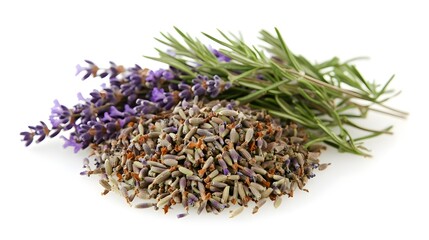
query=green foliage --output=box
[148,27,407,156]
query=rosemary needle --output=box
[148,27,407,156]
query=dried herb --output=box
[20,28,407,217]
[148,28,407,156]
[82,98,326,217]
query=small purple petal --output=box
[177,213,188,218]
[75,64,85,76]
[150,87,166,102]
[163,71,174,80]
[77,92,86,102]
[61,136,82,153]
[109,106,124,117]
[82,72,91,80]
[84,60,94,65]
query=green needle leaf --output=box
[147,27,407,156]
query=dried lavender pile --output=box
[21,28,405,218]
[86,98,326,217]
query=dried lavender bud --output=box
[229,206,245,218]
[86,98,325,215]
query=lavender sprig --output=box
[21,61,230,151]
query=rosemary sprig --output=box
[147,27,407,156]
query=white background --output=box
[1,0,428,239]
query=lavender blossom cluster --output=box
[21,57,231,151]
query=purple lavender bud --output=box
[118,116,134,128]
[129,74,141,84]
[60,136,82,153]
[179,89,192,100]
[49,128,61,138]
[224,82,232,90]
[84,60,95,65]
[146,69,173,86]
[163,70,174,80]
[145,70,156,82]
[105,122,117,134]
[210,48,231,62]
[109,106,124,117]
[218,158,230,175]
[187,193,198,205]
[191,84,206,96]
[20,132,34,147]
[229,148,240,162]
[179,177,187,192]
[163,95,175,110]
[219,122,226,135]
[135,99,159,114]
[162,126,177,133]
[192,75,208,84]
[99,72,109,78]
[178,82,191,90]
[49,100,70,127]
[209,198,225,211]
[82,72,91,80]
[150,87,166,102]
[124,105,136,115]
[177,213,188,219]
[292,158,300,170]
[239,167,256,178]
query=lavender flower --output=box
[135,99,159,114]
[150,87,166,102]
[20,131,34,147]
[178,82,192,100]
[191,75,231,98]
[49,100,71,128]
[22,61,232,152]
[192,75,209,96]
[145,69,174,87]
[61,135,82,153]
[210,47,231,62]
[207,75,231,98]
[75,60,100,80]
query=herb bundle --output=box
[150,28,407,156]
[21,28,405,217]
